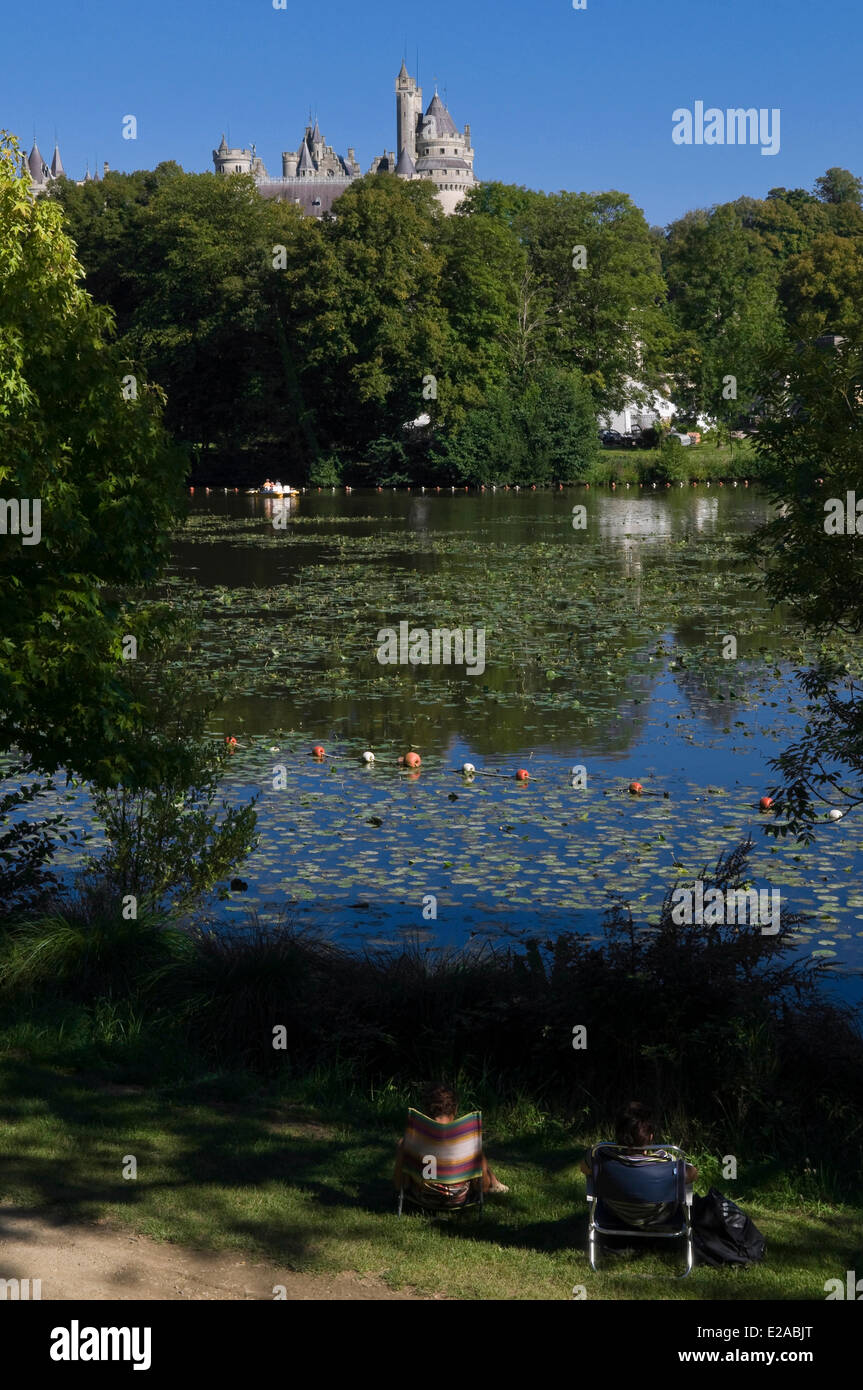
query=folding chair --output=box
[586,1142,693,1277]
[397,1108,484,1218]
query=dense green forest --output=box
[46,162,863,484]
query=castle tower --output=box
[27,141,50,188]
[212,133,256,175]
[396,60,423,164]
[413,88,477,214]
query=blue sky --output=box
[6,0,861,226]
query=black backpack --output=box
[691,1188,766,1267]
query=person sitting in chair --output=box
[394,1083,509,1208]
[580,1100,697,1228]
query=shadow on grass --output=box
[1,1058,861,1301]
[0,1059,399,1269]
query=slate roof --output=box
[423,92,458,137]
[296,141,314,172]
[256,180,350,216]
[28,142,48,182]
[50,144,65,178]
[395,146,416,176]
[415,155,470,172]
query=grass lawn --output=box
[0,1056,859,1301]
[586,441,757,484]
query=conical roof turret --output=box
[50,144,65,178]
[395,145,415,176]
[27,142,48,183]
[424,91,458,137]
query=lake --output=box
[33,483,863,993]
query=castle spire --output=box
[395,146,415,177]
[27,141,49,184]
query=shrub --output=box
[308,452,343,487]
[0,886,186,1001]
[0,776,68,920]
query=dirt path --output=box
[0,1204,427,1300]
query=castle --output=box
[213,61,477,216]
[23,139,110,195]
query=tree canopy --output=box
[0,133,187,786]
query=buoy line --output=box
[225,739,782,803]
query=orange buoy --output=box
[629,781,643,795]
[226,736,238,749]
[759,796,773,811]
[312,744,325,758]
[515,768,529,782]
[404,751,421,769]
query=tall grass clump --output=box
[0,882,187,1002]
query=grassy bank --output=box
[1,840,860,1298]
[586,441,758,486]
[0,1038,859,1301]
[1,842,861,1188]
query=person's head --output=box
[422,1083,458,1121]
[615,1101,655,1148]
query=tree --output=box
[814,167,863,206]
[750,336,863,836]
[437,212,526,415]
[0,132,188,786]
[434,366,597,485]
[295,175,450,453]
[780,233,863,339]
[47,162,184,335]
[128,171,311,460]
[664,204,787,422]
[516,190,670,412]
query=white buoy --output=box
[828,808,843,821]
[362,751,375,764]
[462,762,476,775]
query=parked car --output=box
[666,430,692,447]
[600,429,623,446]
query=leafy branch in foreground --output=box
[747,336,863,835]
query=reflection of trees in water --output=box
[182,490,789,756]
